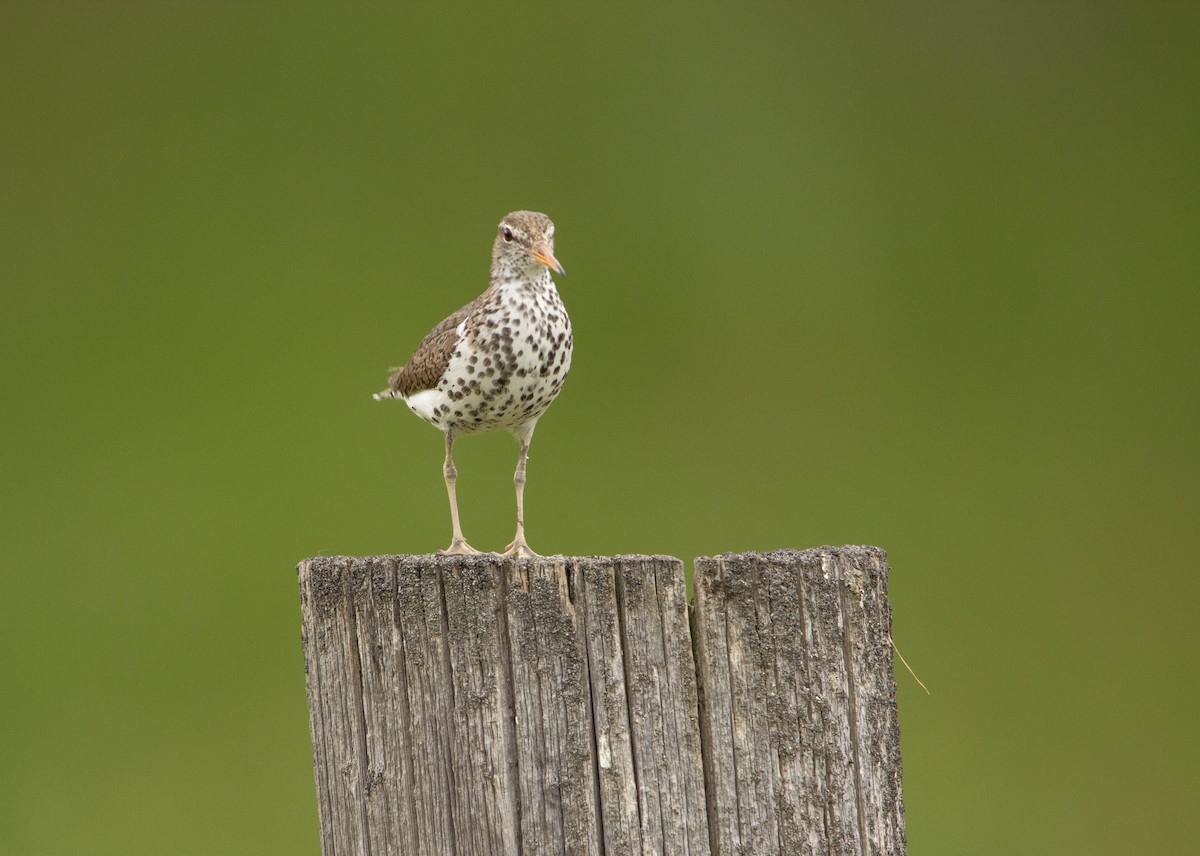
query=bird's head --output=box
[492,211,565,279]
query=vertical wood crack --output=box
[433,563,460,856]
[344,565,375,856]
[576,561,608,856]
[839,581,869,855]
[613,563,645,837]
[497,559,523,856]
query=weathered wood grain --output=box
[692,547,906,856]
[502,558,600,856]
[299,548,904,856]
[611,556,708,856]
[300,554,711,856]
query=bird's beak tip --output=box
[533,248,565,277]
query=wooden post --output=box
[298,548,905,856]
[692,548,905,856]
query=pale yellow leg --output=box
[503,439,538,558]
[439,431,480,555]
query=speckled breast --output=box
[428,281,572,436]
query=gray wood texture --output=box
[693,547,905,856]
[299,548,904,856]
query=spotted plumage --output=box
[374,211,572,557]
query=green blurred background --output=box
[3,2,1197,853]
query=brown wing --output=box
[387,303,473,397]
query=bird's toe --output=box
[501,540,540,559]
[439,540,483,556]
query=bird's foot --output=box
[439,539,483,556]
[502,539,540,559]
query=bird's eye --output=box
[502,226,513,242]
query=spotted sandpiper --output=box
[374,211,572,557]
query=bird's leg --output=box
[503,439,539,558]
[439,431,480,555]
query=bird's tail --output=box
[373,366,406,401]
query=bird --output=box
[374,211,572,558]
